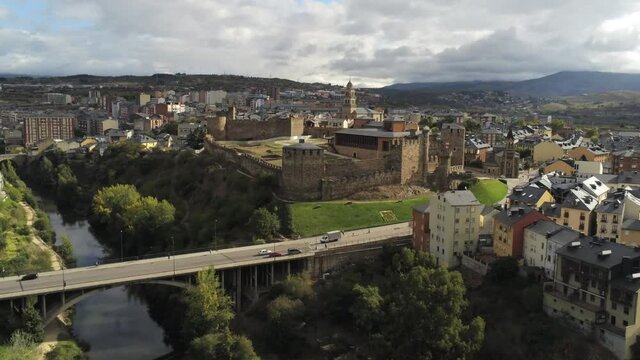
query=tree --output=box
[0,331,39,360]
[549,119,564,134]
[250,207,280,240]
[162,121,178,135]
[372,249,484,360]
[486,256,519,284]
[186,127,206,149]
[45,341,87,360]
[92,184,141,230]
[464,120,481,133]
[59,235,76,267]
[265,295,305,352]
[278,204,296,238]
[20,298,44,342]
[182,267,234,343]
[186,333,259,360]
[276,273,314,300]
[350,284,382,332]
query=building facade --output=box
[429,191,482,268]
[23,115,76,146]
[493,206,549,258]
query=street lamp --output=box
[214,219,218,251]
[120,229,124,262]
[171,236,176,278]
[61,246,66,289]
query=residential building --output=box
[544,159,576,176]
[612,150,640,175]
[481,128,502,147]
[412,204,430,252]
[569,145,610,163]
[557,187,599,235]
[493,206,549,257]
[480,205,500,236]
[507,185,555,209]
[582,176,610,203]
[133,134,158,150]
[524,220,580,279]
[429,191,482,268]
[23,115,76,146]
[465,138,491,164]
[575,160,604,175]
[139,92,151,106]
[534,141,565,162]
[621,220,640,246]
[43,93,72,105]
[543,238,640,360]
[595,190,640,242]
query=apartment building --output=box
[524,220,580,279]
[23,115,76,146]
[429,190,482,268]
[412,204,430,252]
[493,206,549,257]
[543,238,640,359]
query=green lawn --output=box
[470,179,508,205]
[291,196,430,237]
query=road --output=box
[0,222,412,300]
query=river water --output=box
[45,203,172,359]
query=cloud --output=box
[0,0,640,86]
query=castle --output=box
[279,82,467,200]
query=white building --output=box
[524,220,580,279]
[429,190,482,268]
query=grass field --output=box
[470,179,508,205]
[291,196,430,237]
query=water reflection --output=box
[45,202,172,359]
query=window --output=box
[611,315,616,326]
[590,294,595,302]
[623,320,629,326]
[624,306,629,315]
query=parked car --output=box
[287,248,302,255]
[21,273,38,281]
[268,252,282,258]
[258,249,273,255]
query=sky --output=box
[1,0,640,87]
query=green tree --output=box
[59,235,76,267]
[20,298,44,342]
[186,127,206,149]
[250,207,280,240]
[276,273,314,301]
[464,120,481,133]
[522,284,543,313]
[0,331,39,360]
[278,204,296,238]
[550,119,564,134]
[56,164,80,209]
[182,267,234,343]
[265,295,305,352]
[162,121,179,135]
[487,256,519,284]
[186,333,259,360]
[45,341,87,360]
[350,284,382,332]
[376,249,484,360]
[92,184,141,230]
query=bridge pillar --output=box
[40,295,47,319]
[234,268,242,311]
[270,263,275,285]
[287,261,291,276]
[61,291,66,306]
[253,266,258,304]
[9,299,13,313]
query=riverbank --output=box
[19,201,63,271]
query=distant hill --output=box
[383,71,640,97]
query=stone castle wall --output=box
[205,137,282,178]
[223,116,303,141]
[321,170,401,200]
[324,157,387,178]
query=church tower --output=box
[502,128,519,178]
[341,80,357,119]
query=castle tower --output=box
[281,141,325,200]
[341,80,357,119]
[502,128,519,178]
[440,123,465,173]
[420,126,430,185]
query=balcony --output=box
[545,284,604,313]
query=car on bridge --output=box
[268,252,282,258]
[20,273,38,281]
[287,248,302,255]
[258,249,273,255]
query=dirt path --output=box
[19,201,63,271]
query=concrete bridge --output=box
[0,222,412,325]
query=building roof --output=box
[526,220,580,245]
[442,123,465,130]
[481,205,501,216]
[336,128,411,138]
[286,142,322,150]
[581,176,610,198]
[623,219,640,231]
[508,186,549,206]
[413,204,430,213]
[440,190,480,206]
[540,202,561,218]
[494,206,540,226]
[595,198,624,215]
[617,171,640,185]
[557,238,640,269]
[561,187,598,211]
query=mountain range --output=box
[382,71,640,97]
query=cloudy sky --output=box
[1,0,640,87]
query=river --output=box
[45,202,173,360]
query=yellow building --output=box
[543,238,640,360]
[543,159,576,175]
[621,220,640,247]
[493,206,549,258]
[507,186,555,209]
[569,146,610,163]
[534,141,565,163]
[556,187,598,235]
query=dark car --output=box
[287,248,302,255]
[268,252,282,258]
[21,273,38,281]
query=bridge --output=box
[0,222,412,324]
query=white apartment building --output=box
[429,190,482,268]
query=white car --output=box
[258,249,272,255]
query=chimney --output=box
[298,138,305,144]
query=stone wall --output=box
[461,254,489,275]
[205,138,282,178]
[321,170,400,200]
[324,157,387,178]
[224,116,303,141]
[304,127,341,139]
